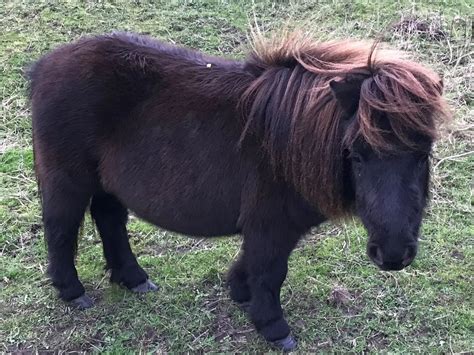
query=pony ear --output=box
[329,77,364,114]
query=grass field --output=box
[1,0,473,352]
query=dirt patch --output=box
[121,326,168,352]
[327,286,353,307]
[451,249,465,260]
[200,289,253,350]
[326,285,366,317]
[391,16,447,41]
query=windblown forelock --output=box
[351,60,448,151]
[240,31,451,218]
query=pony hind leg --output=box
[90,192,157,293]
[41,174,94,309]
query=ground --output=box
[0,0,473,352]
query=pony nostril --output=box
[368,244,383,266]
[402,245,417,266]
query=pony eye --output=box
[351,153,363,164]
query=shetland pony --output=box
[29,31,449,350]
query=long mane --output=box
[239,32,451,218]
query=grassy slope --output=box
[1,0,472,352]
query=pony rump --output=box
[240,31,451,217]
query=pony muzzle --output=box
[367,241,417,271]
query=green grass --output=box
[1,0,472,352]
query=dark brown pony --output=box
[29,31,449,350]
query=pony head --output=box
[241,32,450,270]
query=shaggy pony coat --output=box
[29,31,450,349]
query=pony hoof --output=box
[70,294,94,309]
[271,334,297,352]
[131,279,159,293]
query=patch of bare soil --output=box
[326,285,367,318]
[327,286,353,308]
[391,16,447,41]
[201,289,253,350]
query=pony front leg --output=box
[243,230,300,351]
[227,253,251,305]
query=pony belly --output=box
[98,141,243,237]
[127,195,242,237]
[106,172,242,237]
